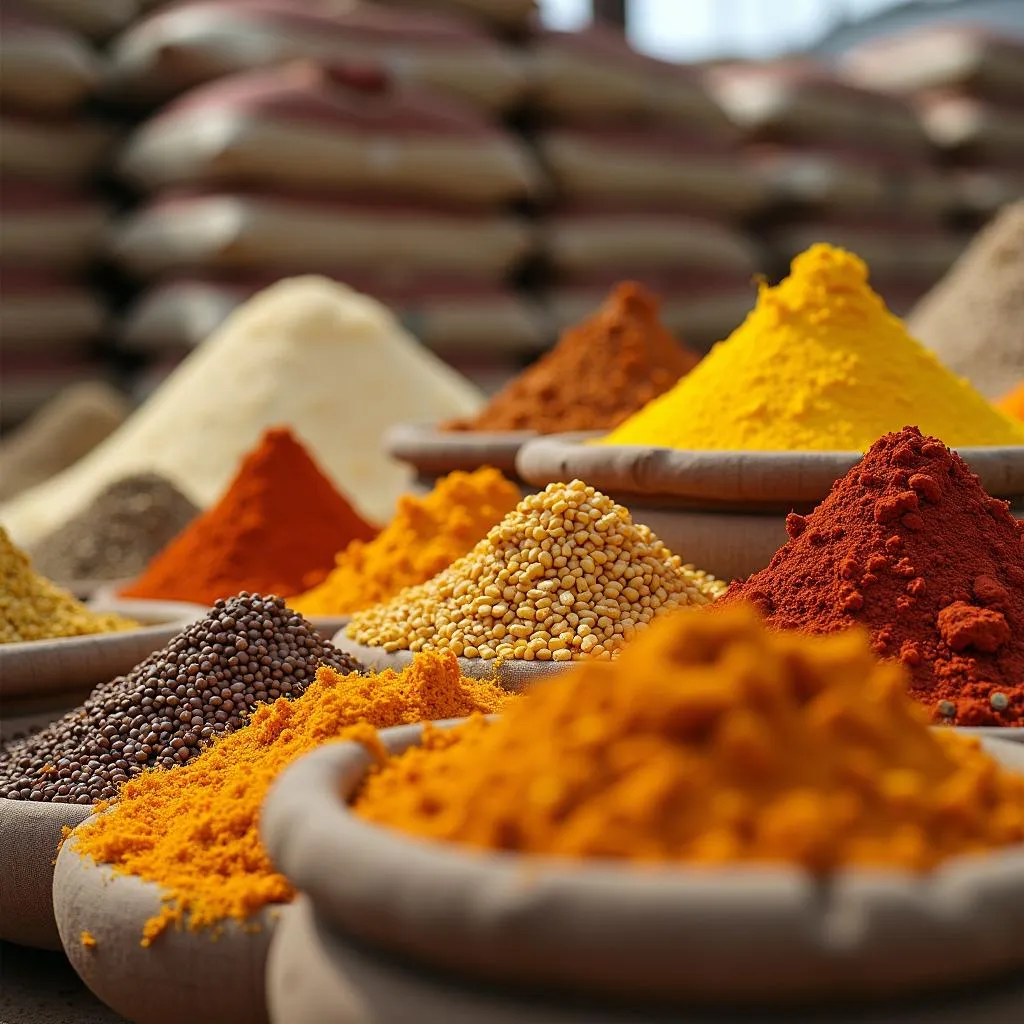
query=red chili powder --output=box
[724,426,1024,726]
[121,427,378,605]
[444,282,700,433]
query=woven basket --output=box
[263,723,1024,1012]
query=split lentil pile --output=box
[445,282,700,433]
[121,428,377,606]
[294,468,521,617]
[347,480,725,661]
[908,201,1024,400]
[70,652,514,944]
[0,528,136,645]
[724,427,1024,727]
[355,604,1024,872]
[28,474,199,584]
[0,593,361,802]
[600,244,1024,451]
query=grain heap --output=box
[293,468,520,616]
[355,604,1024,871]
[28,474,199,584]
[347,480,725,661]
[0,528,136,644]
[0,382,129,502]
[0,277,484,547]
[600,244,1024,451]
[70,652,514,943]
[724,427,1024,727]
[908,202,1024,399]
[0,593,361,802]
[445,282,700,433]
[121,428,377,606]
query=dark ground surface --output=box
[0,943,127,1024]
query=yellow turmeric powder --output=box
[69,652,515,945]
[355,605,1024,872]
[293,468,521,616]
[998,381,1024,422]
[600,244,1024,451]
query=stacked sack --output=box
[0,3,125,424]
[105,0,548,378]
[842,24,1024,229]
[529,24,764,351]
[705,58,962,315]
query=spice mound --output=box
[600,243,1024,451]
[28,473,199,584]
[0,593,362,802]
[724,427,1024,726]
[70,651,514,945]
[0,381,129,503]
[908,201,1024,400]
[121,427,378,606]
[0,528,136,645]
[445,282,700,433]
[293,468,521,616]
[347,480,725,661]
[998,381,1024,422]
[355,605,1024,871]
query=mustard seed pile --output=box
[0,593,362,803]
[347,480,725,662]
[0,527,135,644]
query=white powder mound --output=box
[0,277,484,545]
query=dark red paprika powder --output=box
[723,426,1024,726]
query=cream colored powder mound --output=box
[0,278,484,546]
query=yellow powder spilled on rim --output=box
[600,243,1024,451]
[0,526,136,644]
[355,604,1024,872]
[69,651,515,945]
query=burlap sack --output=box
[268,893,1024,1024]
[332,633,567,693]
[914,94,1024,162]
[384,421,544,477]
[0,799,92,948]
[515,436,1024,509]
[53,834,283,1024]
[1,187,108,271]
[110,194,536,282]
[19,0,139,42]
[263,726,1024,1010]
[0,282,107,352]
[0,114,116,185]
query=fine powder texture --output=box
[70,652,514,944]
[0,381,129,502]
[908,202,1024,399]
[445,282,700,433]
[121,428,377,606]
[28,473,199,583]
[293,468,521,616]
[354,605,1024,872]
[0,594,362,802]
[0,528,136,645]
[724,427,1024,726]
[0,277,484,547]
[347,480,725,661]
[998,381,1024,421]
[600,244,1024,451]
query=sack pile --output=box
[842,24,1024,228]
[705,58,965,315]
[530,24,764,350]
[0,3,123,425]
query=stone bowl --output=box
[263,723,1024,1011]
[515,438,1024,580]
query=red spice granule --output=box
[724,426,1024,726]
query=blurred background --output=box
[2,0,1022,427]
